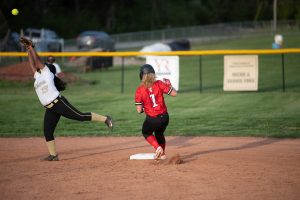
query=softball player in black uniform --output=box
[20,37,113,161]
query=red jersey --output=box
[135,80,173,117]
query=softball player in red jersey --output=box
[19,37,113,161]
[135,64,177,159]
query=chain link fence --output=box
[111,20,300,49]
[0,20,299,70]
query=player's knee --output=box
[156,135,165,144]
[44,132,54,141]
[142,131,152,139]
[71,113,91,121]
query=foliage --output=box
[0,0,300,38]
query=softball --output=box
[11,8,19,16]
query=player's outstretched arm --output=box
[28,46,44,70]
[26,49,36,74]
[20,37,44,73]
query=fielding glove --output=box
[19,37,35,49]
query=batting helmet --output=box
[139,64,155,80]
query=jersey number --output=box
[150,94,158,107]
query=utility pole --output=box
[273,0,277,32]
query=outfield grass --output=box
[0,35,299,137]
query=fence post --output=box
[121,56,125,93]
[199,55,202,93]
[281,53,285,92]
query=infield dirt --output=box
[1,136,300,200]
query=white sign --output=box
[223,55,258,91]
[146,56,179,91]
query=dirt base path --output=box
[1,136,300,200]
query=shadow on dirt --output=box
[182,138,279,163]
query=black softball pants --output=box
[142,113,169,145]
[44,96,92,141]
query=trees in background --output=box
[0,0,299,38]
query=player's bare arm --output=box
[20,37,44,73]
[169,88,177,97]
[136,105,144,113]
[27,50,36,74]
[28,46,45,70]
[163,78,177,97]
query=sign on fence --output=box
[223,55,258,91]
[146,56,179,91]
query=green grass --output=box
[0,34,299,138]
[192,34,300,50]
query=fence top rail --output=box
[1,49,300,57]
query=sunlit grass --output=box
[0,35,299,137]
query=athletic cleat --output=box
[41,154,59,161]
[160,153,167,160]
[105,116,113,130]
[154,146,164,160]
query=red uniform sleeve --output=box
[135,87,143,105]
[157,80,173,95]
